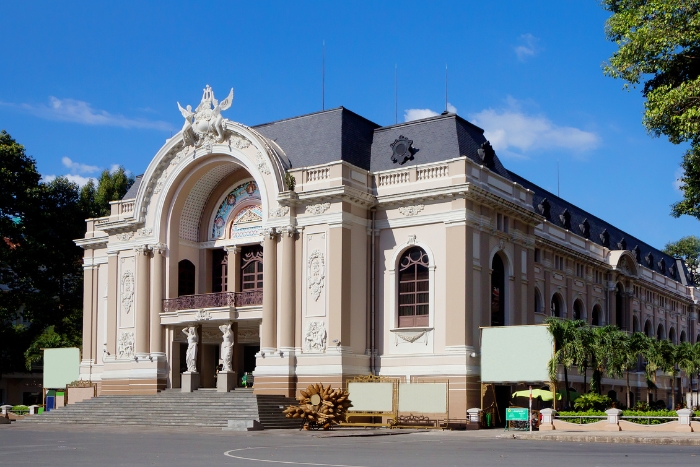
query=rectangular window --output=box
[534,248,541,263]
[594,270,603,284]
[496,214,509,233]
[554,255,564,271]
[576,263,584,278]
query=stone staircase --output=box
[17,389,300,430]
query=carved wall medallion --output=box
[305,203,331,215]
[307,250,325,301]
[137,227,153,237]
[269,205,289,218]
[230,133,251,150]
[117,331,135,359]
[121,271,135,314]
[398,205,424,217]
[394,330,428,346]
[304,321,327,352]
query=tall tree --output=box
[546,318,586,408]
[602,1,700,219]
[663,235,700,284]
[83,167,134,217]
[621,332,649,408]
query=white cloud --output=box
[470,99,599,157]
[41,173,96,187]
[1,97,174,131]
[514,33,539,62]
[62,156,99,174]
[404,103,458,122]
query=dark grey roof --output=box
[122,175,142,200]
[509,171,692,286]
[254,107,379,170]
[369,113,510,179]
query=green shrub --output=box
[620,409,677,425]
[10,405,29,415]
[573,393,612,411]
[557,410,606,424]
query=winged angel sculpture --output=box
[178,85,234,147]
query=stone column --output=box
[106,253,118,357]
[82,265,95,362]
[260,229,278,354]
[225,246,241,294]
[279,226,296,351]
[134,245,151,356]
[150,244,166,354]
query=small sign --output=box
[506,408,528,421]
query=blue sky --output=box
[1,1,695,249]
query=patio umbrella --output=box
[511,389,561,401]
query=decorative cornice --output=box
[269,205,289,218]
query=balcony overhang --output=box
[160,291,263,325]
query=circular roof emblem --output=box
[390,135,414,164]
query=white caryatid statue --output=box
[219,323,233,373]
[182,326,198,373]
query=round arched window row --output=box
[398,247,430,328]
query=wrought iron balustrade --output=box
[162,290,263,312]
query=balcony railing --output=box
[162,290,263,312]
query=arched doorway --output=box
[178,260,196,296]
[644,320,653,337]
[680,331,687,343]
[534,287,543,314]
[632,315,640,333]
[657,324,665,340]
[551,293,564,318]
[491,254,505,326]
[669,327,676,344]
[573,299,583,320]
[591,304,601,326]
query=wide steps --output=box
[18,390,298,429]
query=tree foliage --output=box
[0,130,133,377]
[663,235,700,283]
[602,0,700,219]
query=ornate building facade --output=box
[77,86,698,416]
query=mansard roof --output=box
[509,171,692,286]
[253,107,379,171]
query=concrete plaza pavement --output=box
[2,424,700,467]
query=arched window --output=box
[669,327,676,344]
[644,320,652,337]
[534,288,543,314]
[398,247,430,328]
[632,316,640,333]
[591,305,601,326]
[178,260,196,296]
[491,254,505,326]
[240,245,263,291]
[657,324,665,341]
[573,299,583,321]
[551,293,563,318]
[680,331,687,343]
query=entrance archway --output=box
[491,254,505,326]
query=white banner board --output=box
[481,325,553,383]
[398,383,447,413]
[347,382,394,412]
[43,348,80,389]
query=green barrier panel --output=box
[506,408,528,421]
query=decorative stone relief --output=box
[269,206,289,218]
[398,205,424,217]
[305,203,331,215]
[236,208,263,224]
[407,234,417,245]
[230,133,251,150]
[121,271,135,314]
[117,331,135,359]
[116,232,134,241]
[394,330,429,346]
[238,328,259,342]
[307,250,325,301]
[153,170,168,194]
[256,152,271,174]
[178,85,234,148]
[137,227,153,237]
[195,309,211,321]
[304,321,327,352]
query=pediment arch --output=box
[607,250,639,278]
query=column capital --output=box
[263,227,278,239]
[152,243,167,255]
[134,244,152,255]
[282,225,297,237]
[224,245,241,255]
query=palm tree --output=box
[546,318,586,409]
[644,338,675,408]
[675,341,699,399]
[575,325,594,392]
[620,332,648,408]
[589,325,620,395]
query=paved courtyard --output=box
[2,425,700,467]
